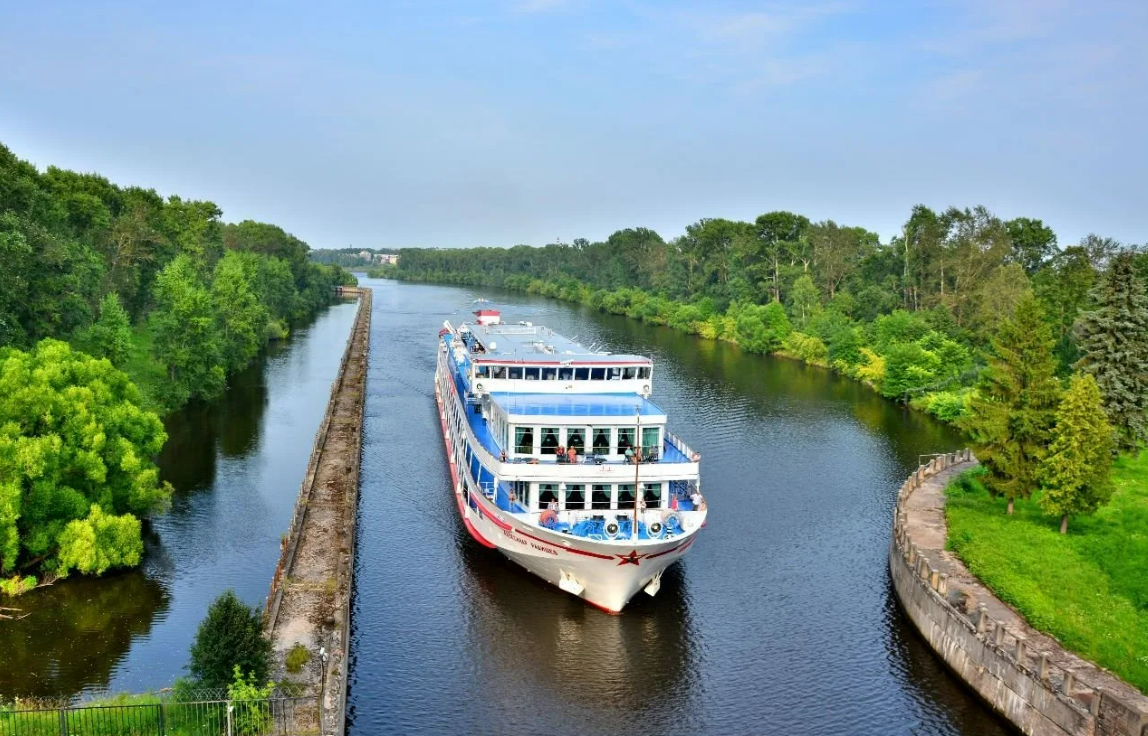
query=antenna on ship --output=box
[633,402,641,541]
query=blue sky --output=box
[1,0,1144,249]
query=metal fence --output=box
[0,696,319,736]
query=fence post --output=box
[157,703,165,734]
[58,707,68,736]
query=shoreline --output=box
[890,453,1148,736]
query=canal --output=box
[347,278,1010,735]
[0,301,361,698]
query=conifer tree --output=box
[961,296,1061,513]
[1074,252,1148,453]
[1039,373,1114,533]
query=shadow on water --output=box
[348,279,1010,736]
[0,302,360,699]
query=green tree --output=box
[788,274,820,327]
[1005,217,1057,274]
[55,504,143,575]
[86,292,133,367]
[188,590,272,689]
[1074,252,1148,453]
[151,255,226,404]
[882,343,939,399]
[212,252,268,372]
[960,296,1061,513]
[1038,373,1114,533]
[0,339,170,574]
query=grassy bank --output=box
[945,461,1148,693]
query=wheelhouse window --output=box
[642,427,660,457]
[591,484,611,510]
[609,366,623,380]
[508,366,523,379]
[617,428,636,454]
[566,428,585,454]
[558,366,574,380]
[515,427,534,454]
[475,365,489,378]
[538,483,558,510]
[574,367,590,380]
[490,365,507,379]
[591,367,606,380]
[643,483,662,509]
[540,427,560,454]
[638,366,651,379]
[617,484,636,510]
[623,366,637,379]
[541,366,558,380]
[524,367,540,380]
[592,427,611,455]
[564,484,585,510]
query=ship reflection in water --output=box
[457,540,700,734]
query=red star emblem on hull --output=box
[616,550,644,566]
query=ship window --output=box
[609,366,623,380]
[540,427,560,454]
[491,365,507,379]
[475,365,489,378]
[638,366,651,379]
[564,484,585,510]
[642,427,660,457]
[515,427,534,455]
[617,484,636,510]
[524,367,540,380]
[642,483,662,509]
[538,483,559,510]
[591,484,611,510]
[511,480,529,508]
[623,366,637,379]
[590,367,606,380]
[541,366,558,380]
[508,366,523,379]
[558,366,574,380]
[592,427,611,454]
[574,367,590,380]
[617,427,636,453]
[566,428,585,453]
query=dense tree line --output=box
[0,141,354,583]
[386,206,1147,529]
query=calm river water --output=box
[347,278,1010,735]
[0,301,361,698]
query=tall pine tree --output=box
[961,295,1061,513]
[1074,252,1148,453]
[1039,373,1114,533]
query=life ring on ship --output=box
[539,509,558,528]
[604,521,621,539]
[661,510,683,533]
[648,521,664,538]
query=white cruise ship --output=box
[434,308,706,612]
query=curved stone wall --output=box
[890,451,1148,736]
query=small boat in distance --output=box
[435,309,706,612]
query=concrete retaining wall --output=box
[891,452,1148,736]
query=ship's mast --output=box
[633,403,641,540]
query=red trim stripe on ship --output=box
[436,387,496,548]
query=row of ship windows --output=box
[513,481,665,511]
[512,426,659,456]
[474,365,651,381]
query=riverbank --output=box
[265,287,371,735]
[946,460,1148,693]
[891,453,1148,736]
[378,271,972,426]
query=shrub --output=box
[189,590,272,689]
[855,347,886,389]
[0,574,36,596]
[781,332,829,366]
[285,643,311,674]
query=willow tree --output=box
[1039,373,1114,533]
[1074,252,1148,453]
[961,296,1061,513]
[0,339,171,575]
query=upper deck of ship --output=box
[464,323,649,365]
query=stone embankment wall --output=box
[265,287,371,736]
[891,451,1148,736]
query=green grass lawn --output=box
[945,456,1148,694]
